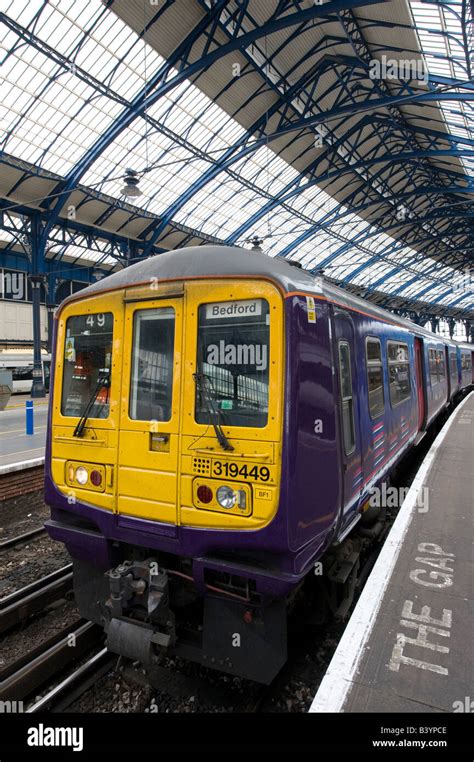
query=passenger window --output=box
[366,337,384,418]
[387,341,411,406]
[130,308,175,421]
[429,349,438,384]
[338,341,355,455]
[436,350,445,380]
[450,353,457,378]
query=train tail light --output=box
[65,461,105,492]
[90,469,102,487]
[197,484,213,504]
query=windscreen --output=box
[61,312,113,418]
[196,298,270,428]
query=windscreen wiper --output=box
[193,372,234,452]
[73,368,110,438]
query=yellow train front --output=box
[45,245,308,684]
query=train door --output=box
[333,311,363,529]
[116,293,184,526]
[414,337,426,429]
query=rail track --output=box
[27,648,115,712]
[0,564,73,634]
[0,618,106,706]
[0,526,46,551]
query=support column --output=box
[29,216,46,398]
[46,274,57,355]
[430,317,439,335]
[448,318,455,339]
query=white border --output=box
[309,391,473,713]
[0,456,45,477]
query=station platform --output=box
[0,398,48,469]
[311,391,473,714]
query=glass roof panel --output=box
[410,1,473,179]
[0,0,471,311]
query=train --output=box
[44,246,473,684]
[0,351,51,393]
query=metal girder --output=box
[278,205,473,265]
[363,258,451,294]
[229,183,474,250]
[225,94,474,241]
[322,275,471,320]
[0,199,145,254]
[430,286,472,305]
[299,220,471,294]
[0,245,95,285]
[140,37,373,252]
[449,291,474,309]
[36,0,378,244]
[286,149,474,184]
[1,0,472,319]
[220,6,474,265]
[105,3,472,260]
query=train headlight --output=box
[216,485,237,509]
[75,466,89,485]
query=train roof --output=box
[62,245,470,348]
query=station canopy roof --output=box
[0,0,473,318]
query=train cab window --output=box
[195,298,270,428]
[387,341,411,406]
[130,308,175,421]
[338,341,355,455]
[61,312,113,418]
[366,337,384,418]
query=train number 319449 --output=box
[212,460,271,482]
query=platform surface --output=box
[311,392,474,713]
[0,400,48,469]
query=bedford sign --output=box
[205,299,262,319]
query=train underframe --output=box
[72,506,386,685]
